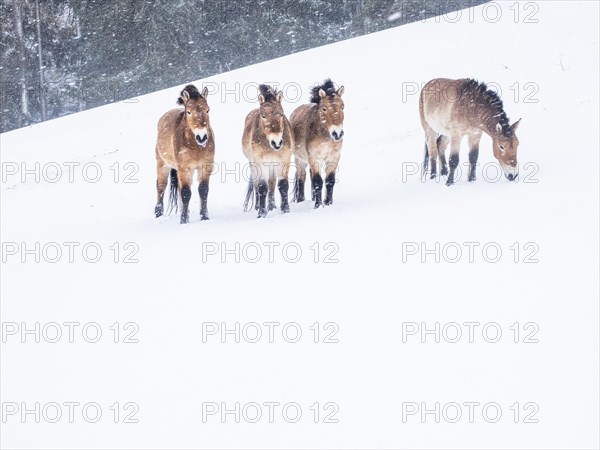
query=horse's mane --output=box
[258,84,278,102]
[311,79,337,103]
[463,79,512,136]
[177,84,202,105]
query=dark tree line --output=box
[0,0,485,133]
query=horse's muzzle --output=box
[270,139,283,151]
[196,134,208,147]
[331,130,344,141]
[507,173,518,181]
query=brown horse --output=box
[419,78,521,186]
[290,79,345,208]
[155,84,215,223]
[242,84,293,218]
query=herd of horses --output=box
[154,78,521,223]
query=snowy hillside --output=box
[1,1,598,449]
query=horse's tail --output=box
[243,177,254,212]
[292,174,299,202]
[168,168,179,214]
[421,143,429,178]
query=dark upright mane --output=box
[259,84,278,102]
[311,79,337,103]
[177,84,202,104]
[463,78,512,136]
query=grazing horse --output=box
[290,79,345,208]
[419,78,521,186]
[154,84,215,223]
[242,84,293,218]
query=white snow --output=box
[1,1,598,448]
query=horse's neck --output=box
[470,104,504,138]
[253,117,268,143]
[310,106,328,136]
[467,91,505,138]
[181,125,195,146]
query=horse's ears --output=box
[202,87,209,98]
[258,94,266,104]
[336,86,345,97]
[276,91,283,103]
[180,90,190,104]
[319,89,327,99]
[495,123,502,134]
[511,118,522,132]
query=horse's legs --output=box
[256,178,268,218]
[198,177,210,221]
[267,174,277,211]
[324,158,340,206]
[293,162,306,203]
[445,135,462,186]
[467,132,482,182]
[309,160,323,208]
[155,159,169,217]
[279,162,290,213]
[424,129,439,179]
[437,135,449,176]
[198,162,212,220]
[178,168,193,224]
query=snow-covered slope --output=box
[1,2,598,448]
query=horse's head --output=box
[258,85,286,151]
[178,85,211,147]
[312,79,345,142]
[492,119,521,181]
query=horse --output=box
[419,78,521,186]
[154,84,215,224]
[290,79,345,208]
[242,84,293,218]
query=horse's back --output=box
[420,78,469,133]
[290,104,314,159]
[156,109,183,164]
[242,109,259,159]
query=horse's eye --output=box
[206,108,210,113]
[261,114,266,119]
[322,107,327,112]
[499,145,505,151]
[186,111,191,115]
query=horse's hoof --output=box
[257,209,267,218]
[324,198,333,206]
[180,218,189,224]
[268,204,277,212]
[468,176,476,182]
[200,214,209,221]
[314,202,322,209]
[281,204,290,213]
[445,179,454,187]
[441,168,448,176]
[430,173,436,180]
